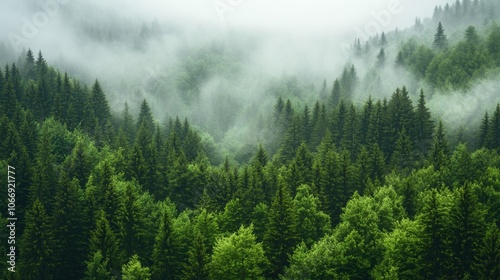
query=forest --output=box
[1,0,500,279]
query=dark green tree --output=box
[433,22,449,50]
[151,208,181,280]
[20,199,56,280]
[89,210,123,276]
[264,177,298,278]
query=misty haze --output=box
[1,0,500,279]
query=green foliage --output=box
[209,226,267,280]
[122,255,151,280]
[263,177,298,278]
[19,200,56,280]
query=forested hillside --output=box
[2,0,500,279]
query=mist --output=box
[1,0,478,162]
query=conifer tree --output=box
[391,127,413,172]
[118,181,147,260]
[429,121,449,171]
[474,223,500,279]
[182,233,210,280]
[137,99,155,133]
[90,79,111,127]
[52,172,87,280]
[480,111,493,149]
[152,208,181,280]
[417,189,453,279]
[20,199,56,280]
[89,210,123,276]
[264,177,298,278]
[415,89,435,159]
[121,255,151,280]
[450,183,486,279]
[433,22,449,50]
[84,251,114,280]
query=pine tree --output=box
[391,127,413,172]
[89,210,123,276]
[380,32,388,47]
[330,79,341,108]
[121,255,151,280]
[474,223,500,279]
[182,232,210,280]
[84,251,114,280]
[118,181,147,260]
[429,121,449,171]
[264,176,298,278]
[479,111,493,149]
[433,22,449,50]
[20,199,56,280]
[415,89,435,159]
[377,48,386,66]
[52,171,87,280]
[90,79,111,127]
[450,183,486,279]
[151,208,181,280]
[491,103,500,150]
[30,126,57,211]
[417,189,453,279]
[137,99,155,133]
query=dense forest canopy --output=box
[1,0,500,279]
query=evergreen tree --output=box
[264,177,298,278]
[182,233,210,280]
[122,255,151,280]
[294,184,331,246]
[90,79,111,127]
[89,210,123,275]
[209,226,267,280]
[429,121,449,171]
[377,48,386,66]
[137,99,155,133]
[474,223,500,279]
[84,251,114,280]
[20,199,56,280]
[151,208,181,280]
[417,189,453,279]
[52,172,87,280]
[30,126,57,211]
[330,79,341,108]
[433,22,449,50]
[450,183,486,279]
[415,89,435,159]
[391,127,413,172]
[118,181,147,260]
[479,111,493,149]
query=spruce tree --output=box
[415,89,435,159]
[474,223,500,279]
[433,22,449,50]
[450,183,486,279]
[429,121,449,171]
[264,176,298,278]
[20,199,56,280]
[90,79,111,127]
[89,210,123,276]
[52,172,87,280]
[151,208,181,280]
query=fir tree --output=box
[151,208,181,280]
[264,177,298,278]
[20,200,56,279]
[433,22,448,50]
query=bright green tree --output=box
[209,226,267,280]
[122,255,151,280]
